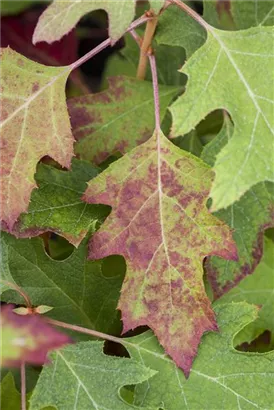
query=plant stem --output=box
[21,362,26,410]
[0,281,32,308]
[69,13,153,72]
[148,54,161,131]
[136,11,158,80]
[46,318,124,345]
[170,0,210,30]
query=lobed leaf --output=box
[170,26,274,211]
[70,76,180,163]
[83,129,237,376]
[125,303,274,410]
[0,48,74,230]
[202,116,274,296]
[1,232,124,336]
[1,304,70,367]
[30,341,157,410]
[217,237,274,346]
[4,159,108,247]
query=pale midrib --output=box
[57,351,102,410]
[75,89,177,137]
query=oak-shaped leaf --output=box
[70,76,180,163]
[125,303,274,410]
[0,48,74,230]
[1,304,70,367]
[33,0,165,45]
[29,341,156,410]
[202,117,274,296]
[1,232,124,336]
[218,236,274,346]
[83,129,237,376]
[170,26,274,211]
[4,159,108,247]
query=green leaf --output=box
[202,116,274,296]
[1,304,70,367]
[104,33,186,87]
[1,373,21,410]
[171,26,274,211]
[1,232,124,336]
[125,303,274,410]
[0,48,74,230]
[5,158,108,247]
[33,0,164,45]
[0,0,36,16]
[204,0,274,30]
[217,237,274,346]
[83,129,237,376]
[156,4,206,57]
[30,341,156,410]
[70,76,180,163]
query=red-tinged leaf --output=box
[1,304,71,367]
[83,129,237,376]
[69,76,180,163]
[1,8,78,66]
[0,48,74,230]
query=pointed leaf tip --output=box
[84,130,237,375]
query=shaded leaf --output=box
[1,304,70,367]
[1,8,78,66]
[4,159,108,247]
[204,0,274,30]
[30,341,156,410]
[125,303,274,410]
[217,237,274,346]
[70,76,180,163]
[103,32,186,86]
[202,116,274,296]
[155,4,206,57]
[171,26,274,211]
[0,48,74,230]
[1,232,124,336]
[1,372,21,410]
[83,129,237,376]
[1,0,36,16]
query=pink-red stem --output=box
[21,362,26,410]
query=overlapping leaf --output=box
[4,159,108,247]
[30,341,156,410]
[33,0,165,45]
[1,232,124,336]
[1,304,70,367]
[204,0,274,29]
[125,303,274,410]
[202,117,274,296]
[170,26,274,211]
[83,129,237,376]
[218,237,274,346]
[103,32,186,86]
[70,76,180,163]
[0,48,74,230]
[156,4,206,57]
